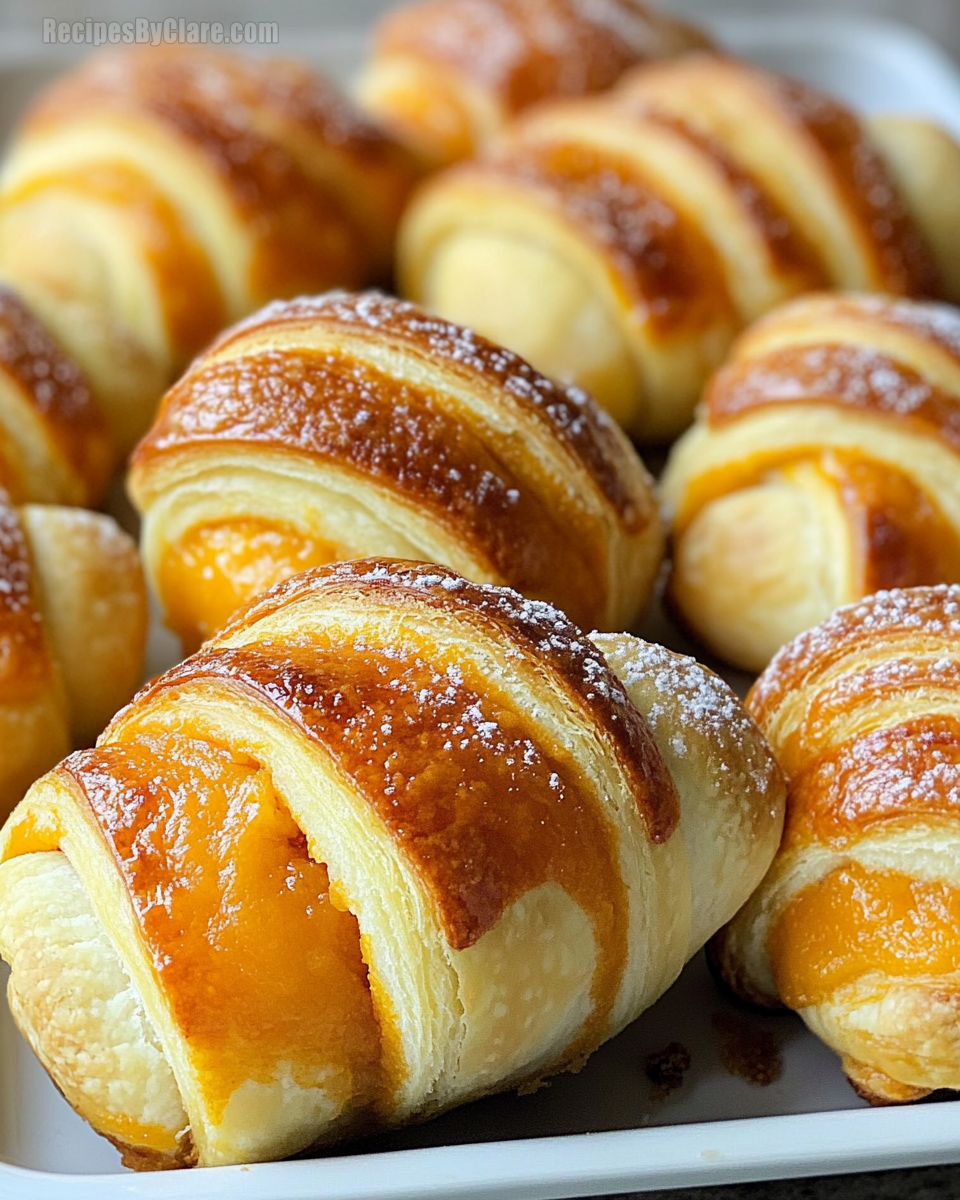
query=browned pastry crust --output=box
[0,559,784,1168]
[662,292,960,672]
[713,585,960,1104]
[0,488,147,816]
[357,0,712,166]
[129,291,663,650]
[0,287,111,506]
[400,54,959,438]
[0,46,420,460]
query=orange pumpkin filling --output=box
[769,861,960,1010]
[159,518,338,652]
[64,732,381,1132]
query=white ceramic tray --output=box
[2,11,960,1198]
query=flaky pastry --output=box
[0,559,784,1168]
[356,0,711,168]
[0,487,147,816]
[663,292,960,672]
[712,586,960,1104]
[0,46,419,462]
[129,291,663,653]
[400,54,960,438]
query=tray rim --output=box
[2,1102,960,1198]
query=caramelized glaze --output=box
[489,139,735,337]
[4,164,224,366]
[160,518,338,652]
[206,558,680,845]
[0,287,110,495]
[706,343,960,455]
[150,632,630,1050]
[785,715,960,852]
[769,861,960,1009]
[0,496,51,704]
[376,0,711,115]
[201,292,650,528]
[64,733,381,1126]
[141,347,612,630]
[23,47,409,299]
[767,75,941,297]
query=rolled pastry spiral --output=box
[0,559,784,1169]
[128,291,663,654]
[356,0,711,168]
[0,286,111,507]
[712,585,960,1104]
[0,46,419,461]
[0,487,147,818]
[400,53,960,439]
[662,292,960,673]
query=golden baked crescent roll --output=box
[356,0,712,168]
[0,46,419,460]
[128,291,663,653]
[712,585,960,1104]
[400,53,957,438]
[0,487,147,817]
[662,292,960,672]
[0,558,785,1168]
[0,286,111,506]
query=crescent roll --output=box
[128,291,663,654]
[0,46,419,460]
[0,487,147,817]
[0,558,785,1168]
[399,53,959,439]
[712,585,960,1104]
[356,0,711,168]
[662,292,960,672]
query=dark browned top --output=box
[23,47,418,296]
[637,109,828,291]
[0,288,111,499]
[618,55,941,298]
[749,584,960,738]
[134,347,613,629]
[212,558,681,844]
[476,140,736,339]
[707,343,960,453]
[764,73,941,297]
[0,491,49,704]
[375,0,711,114]
[158,291,652,529]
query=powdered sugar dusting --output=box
[753,585,960,719]
[206,290,646,521]
[208,557,680,842]
[841,294,960,362]
[707,340,960,452]
[600,637,778,796]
